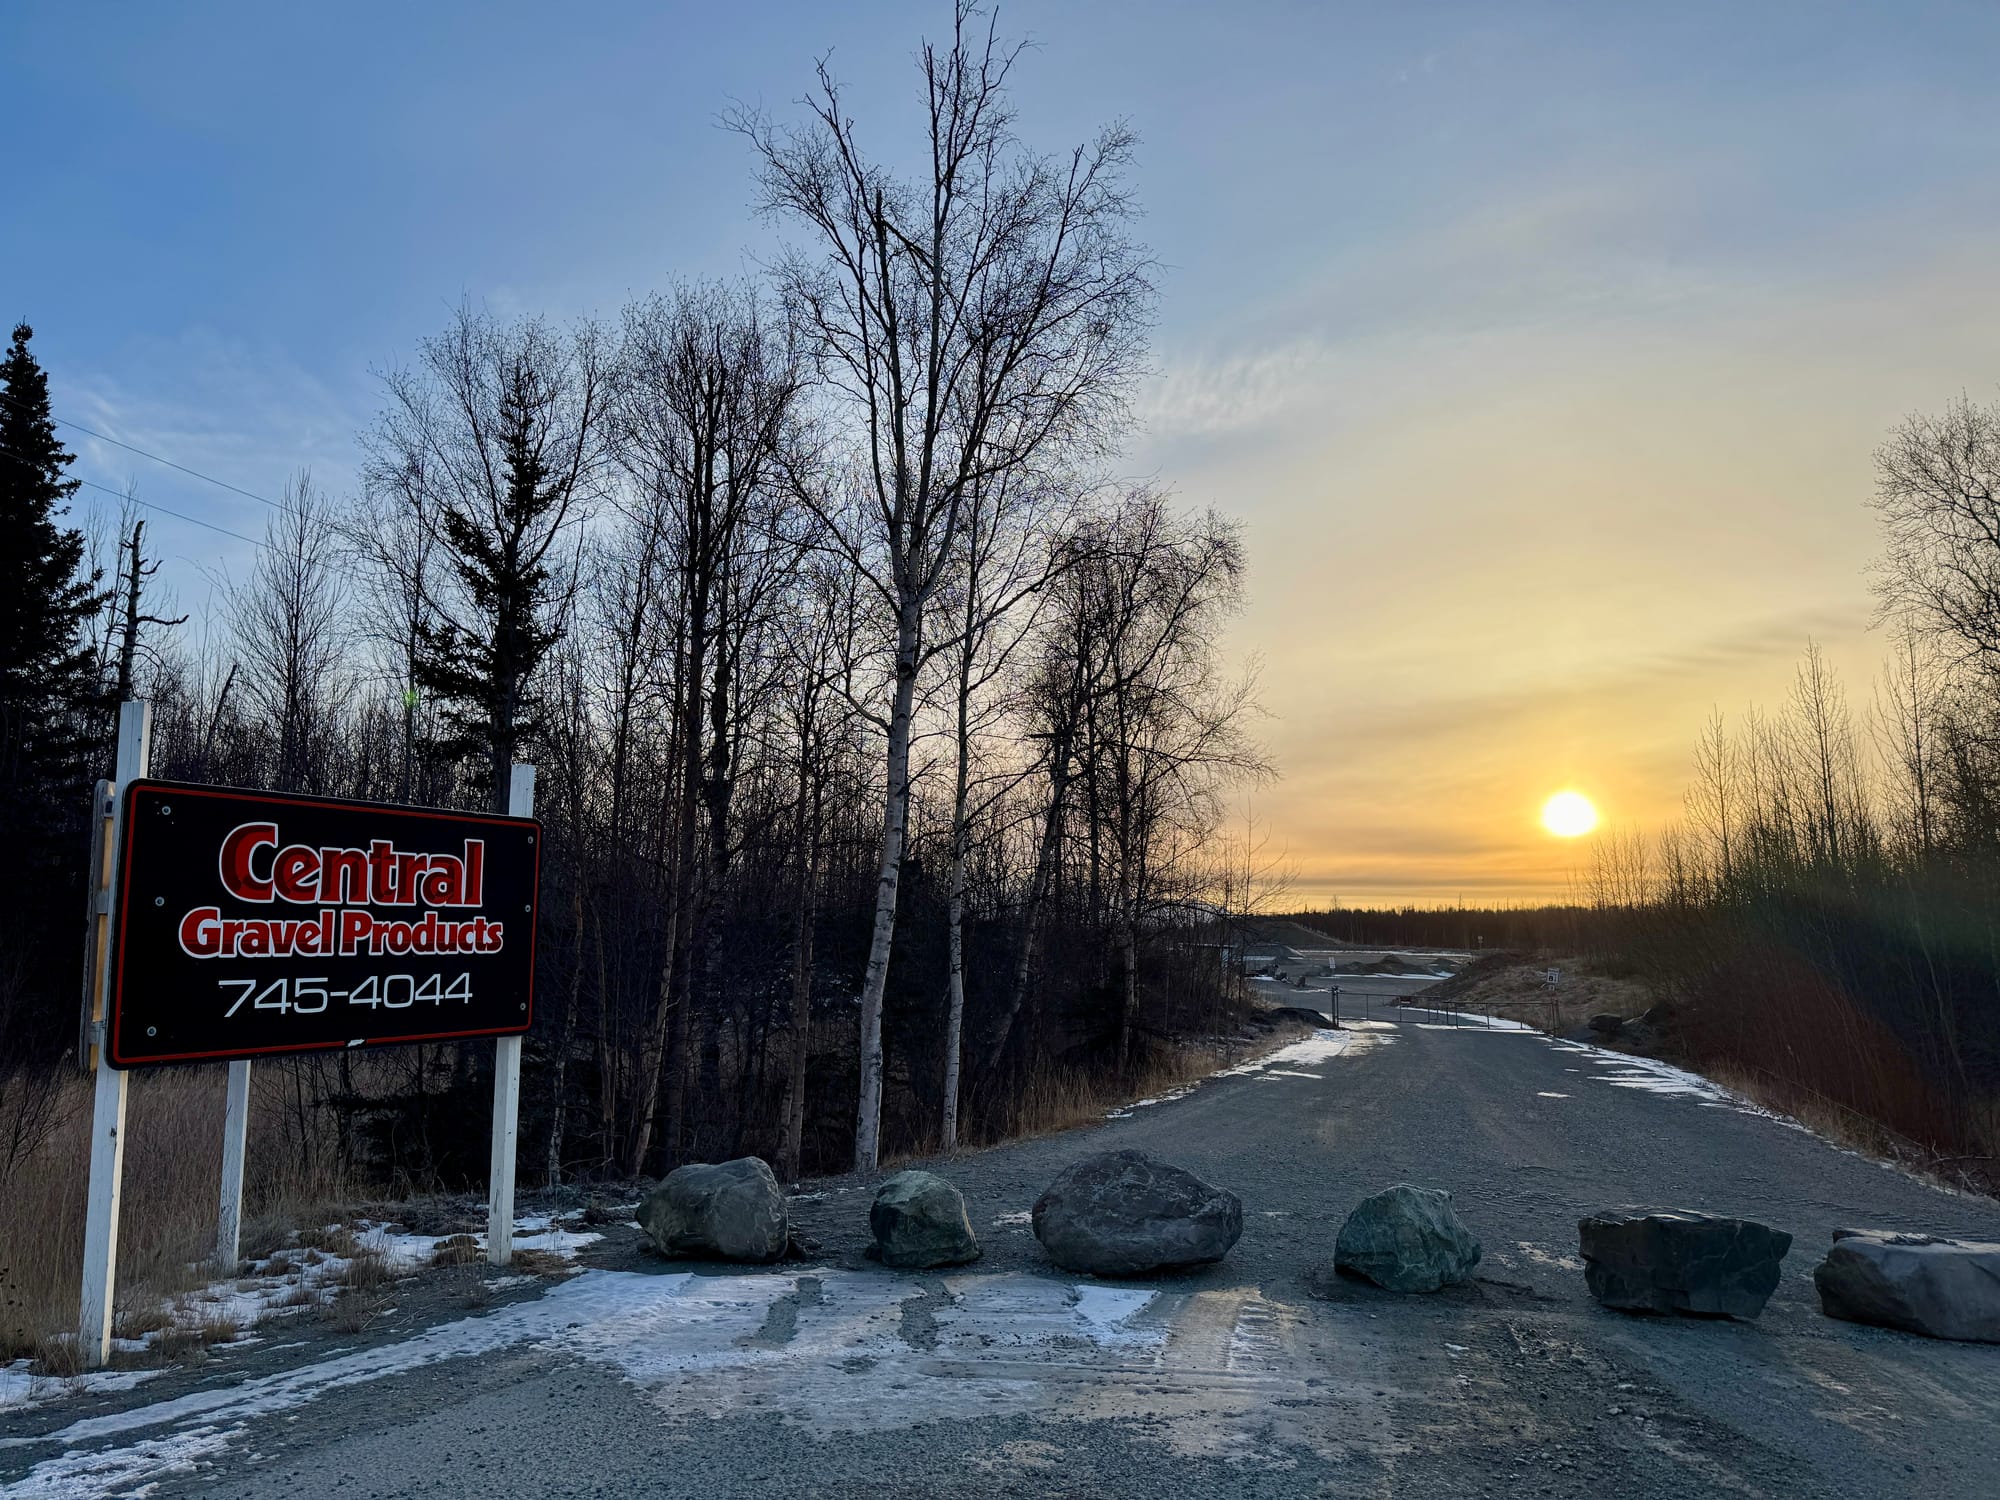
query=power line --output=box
[71,475,265,548]
[0,434,267,547]
[0,386,289,512]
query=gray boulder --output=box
[1334,1184,1482,1292]
[870,1170,980,1269]
[1579,1210,1790,1319]
[1813,1228,2000,1343]
[1032,1149,1242,1276]
[1587,1013,1625,1037]
[639,1156,788,1263]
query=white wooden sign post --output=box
[487,763,535,1265]
[216,1059,252,1266]
[79,698,151,1366]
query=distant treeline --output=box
[0,11,1275,1195]
[1287,906,1598,953]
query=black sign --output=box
[108,780,540,1068]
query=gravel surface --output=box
[6,1006,1997,1498]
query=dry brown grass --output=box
[963,1024,1314,1150]
[1433,956,2000,1199]
[110,1302,172,1341]
[295,1224,362,1257]
[0,1064,356,1361]
[332,1246,391,1292]
[324,1288,388,1335]
[428,1234,482,1268]
[1706,1062,2000,1197]
[510,1247,570,1278]
[29,1331,84,1379]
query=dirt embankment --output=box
[1416,952,1658,1034]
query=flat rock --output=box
[1032,1149,1242,1276]
[1814,1228,2000,1343]
[639,1156,788,1263]
[1579,1210,1790,1319]
[1335,1184,1482,1293]
[870,1170,980,1269]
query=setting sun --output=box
[1540,790,1600,838]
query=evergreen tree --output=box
[0,322,108,1051]
[414,360,571,813]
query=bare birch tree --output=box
[738,3,1153,1168]
[936,465,1066,1150]
[230,472,347,792]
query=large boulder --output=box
[639,1157,788,1263]
[1813,1228,2000,1343]
[1579,1210,1790,1319]
[1032,1149,1242,1276]
[870,1171,980,1269]
[1334,1184,1482,1293]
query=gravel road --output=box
[6,1008,1997,1499]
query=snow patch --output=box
[1545,1039,1813,1134]
[1107,1030,1375,1118]
[0,1211,602,1418]
[0,1269,1193,1491]
[0,1420,245,1498]
[1516,1242,1585,1272]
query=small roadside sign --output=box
[107,780,541,1067]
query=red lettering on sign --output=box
[179,906,222,956]
[274,847,319,904]
[318,847,368,903]
[391,853,427,907]
[418,850,463,907]
[367,841,397,904]
[218,823,278,903]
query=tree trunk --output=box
[778,747,823,1180]
[940,634,975,1152]
[546,850,587,1187]
[853,599,920,1171]
[983,731,1071,1074]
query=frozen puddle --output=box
[0,1270,1352,1493]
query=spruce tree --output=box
[0,322,108,1049]
[415,363,566,813]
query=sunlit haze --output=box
[7,1,1998,904]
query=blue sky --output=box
[7,1,2000,899]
